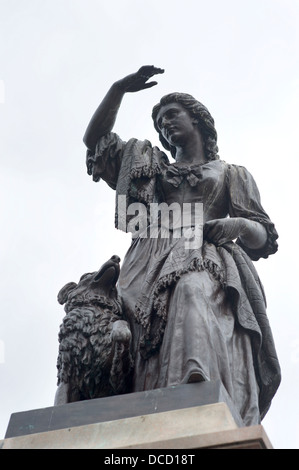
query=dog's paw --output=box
[111,320,131,345]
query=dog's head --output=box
[57,255,121,311]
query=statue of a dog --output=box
[54,255,133,405]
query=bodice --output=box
[157,160,229,223]
[88,132,278,261]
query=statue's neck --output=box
[174,133,207,164]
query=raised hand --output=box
[116,65,165,93]
[83,66,164,149]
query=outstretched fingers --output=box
[117,66,164,93]
[137,65,165,78]
[139,80,158,89]
[136,66,164,88]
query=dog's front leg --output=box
[54,382,70,405]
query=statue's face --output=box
[155,102,198,147]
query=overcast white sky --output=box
[0,0,299,449]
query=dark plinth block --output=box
[5,380,244,438]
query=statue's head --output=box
[152,93,219,161]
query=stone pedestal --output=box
[1,381,273,449]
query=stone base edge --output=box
[1,403,272,449]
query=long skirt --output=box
[118,233,260,426]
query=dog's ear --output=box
[57,282,77,305]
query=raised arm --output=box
[83,66,164,151]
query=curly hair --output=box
[152,93,219,161]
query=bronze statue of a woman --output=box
[83,66,281,426]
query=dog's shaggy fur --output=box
[55,256,133,404]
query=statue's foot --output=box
[187,372,205,383]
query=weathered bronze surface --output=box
[56,66,280,427]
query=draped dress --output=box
[86,132,281,426]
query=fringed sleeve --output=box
[227,164,278,261]
[86,132,127,188]
[85,132,166,232]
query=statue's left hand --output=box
[204,217,247,245]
